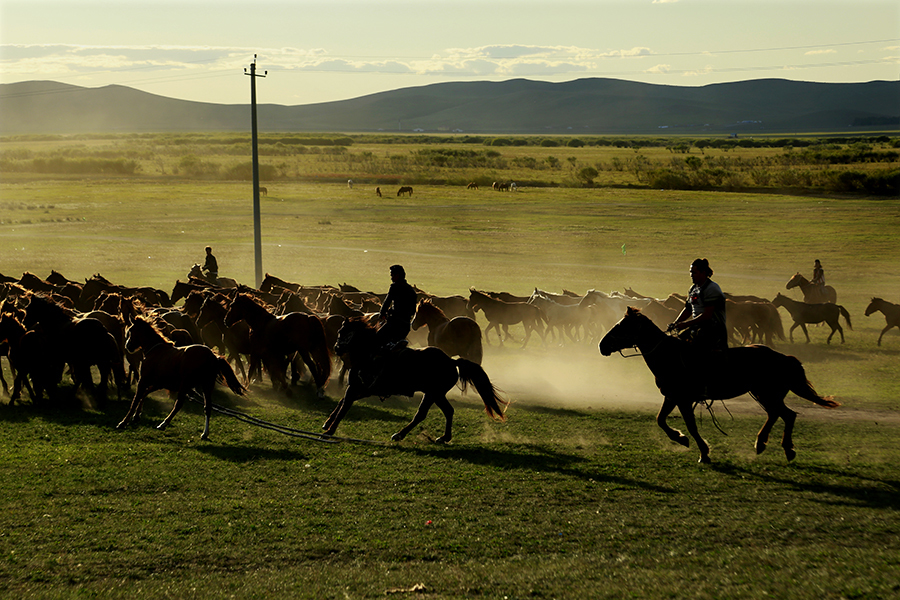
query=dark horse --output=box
[772,293,852,344]
[323,317,507,442]
[865,297,900,346]
[786,272,836,304]
[224,293,332,396]
[599,307,839,464]
[24,295,127,401]
[466,288,546,347]
[117,317,245,440]
[412,299,483,364]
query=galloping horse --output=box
[24,295,127,401]
[187,265,239,289]
[467,288,546,347]
[397,186,413,197]
[224,293,332,395]
[117,317,245,440]
[412,299,483,364]
[323,318,506,442]
[786,273,836,304]
[599,307,839,463]
[772,293,852,344]
[865,298,900,346]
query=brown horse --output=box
[786,272,836,304]
[467,288,546,347]
[412,299,483,364]
[599,307,839,463]
[0,308,48,402]
[323,317,506,442]
[865,298,900,346]
[24,295,127,401]
[466,182,478,190]
[772,293,852,344]
[397,186,413,197]
[117,317,245,440]
[224,293,332,395]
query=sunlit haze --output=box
[1,0,898,106]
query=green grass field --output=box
[1,141,899,598]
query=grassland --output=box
[0,134,899,598]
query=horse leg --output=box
[754,403,779,455]
[199,386,214,441]
[392,393,438,442]
[788,322,799,343]
[656,396,690,448]
[799,323,811,343]
[780,407,797,461]
[157,390,188,431]
[117,383,151,429]
[677,399,711,463]
[433,396,455,443]
[323,383,364,435]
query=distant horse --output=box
[599,307,839,463]
[865,297,900,346]
[496,182,510,191]
[466,182,478,190]
[24,295,127,401]
[323,317,507,442]
[224,293,332,395]
[376,187,382,197]
[397,186,413,197]
[348,179,353,189]
[528,290,591,344]
[772,293,852,344]
[467,288,546,347]
[259,187,267,196]
[116,317,245,440]
[412,299,483,364]
[187,265,238,289]
[786,272,836,304]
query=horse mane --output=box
[89,273,114,284]
[29,294,77,322]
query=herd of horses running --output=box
[0,268,897,463]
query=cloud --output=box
[805,49,837,56]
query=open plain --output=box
[0,135,899,598]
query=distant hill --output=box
[1,78,898,135]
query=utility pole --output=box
[245,55,266,288]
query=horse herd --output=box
[0,269,897,463]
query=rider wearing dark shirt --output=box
[376,264,417,347]
[203,246,218,282]
[669,258,728,352]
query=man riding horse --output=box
[362,264,418,392]
[202,246,218,285]
[668,258,728,353]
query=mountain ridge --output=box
[1,78,897,135]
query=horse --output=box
[224,293,332,395]
[348,179,353,189]
[375,187,382,197]
[24,295,127,401]
[187,265,238,289]
[0,308,47,402]
[786,272,836,304]
[599,307,839,463]
[865,298,900,346]
[466,182,478,190]
[528,290,591,344]
[322,317,507,442]
[771,293,852,344]
[259,187,267,196]
[467,288,546,347]
[496,182,510,191]
[116,317,245,440]
[397,186,413,197]
[195,294,255,385]
[412,299,483,364]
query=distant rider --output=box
[812,259,825,292]
[202,246,218,284]
[668,258,728,352]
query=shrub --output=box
[540,139,559,147]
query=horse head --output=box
[334,317,375,357]
[599,306,657,356]
[785,272,804,290]
[865,298,882,316]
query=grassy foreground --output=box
[0,176,899,598]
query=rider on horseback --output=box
[668,258,728,353]
[812,259,826,296]
[202,246,218,284]
[363,265,418,395]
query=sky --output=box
[1,0,898,107]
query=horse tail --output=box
[308,315,333,387]
[784,354,840,408]
[838,304,852,330]
[455,359,507,420]
[218,357,246,395]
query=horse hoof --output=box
[785,448,796,462]
[435,436,451,444]
[755,442,767,455]
[391,432,405,442]
[677,435,690,448]
[156,422,167,431]
[699,455,712,464]
[201,433,210,441]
